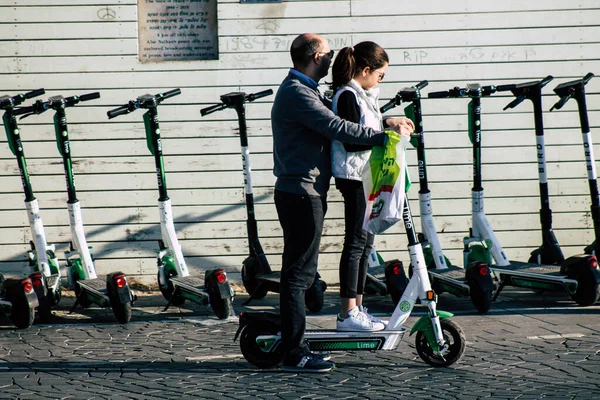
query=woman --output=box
[330,41,412,331]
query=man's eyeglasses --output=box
[373,70,385,81]
[316,50,335,59]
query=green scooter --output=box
[15,92,135,323]
[1,88,54,322]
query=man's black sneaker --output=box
[281,354,335,373]
[313,351,331,361]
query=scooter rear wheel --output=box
[305,279,327,313]
[209,293,232,320]
[110,298,132,324]
[10,298,34,329]
[415,318,466,367]
[469,287,492,313]
[239,321,282,369]
[571,268,600,306]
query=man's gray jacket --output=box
[272,72,387,197]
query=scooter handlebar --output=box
[503,95,526,110]
[159,88,181,101]
[380,100,396,113]
[415,80,428,90]
[583,72,594,85]
[79,92,101,102]
[200,103,227,116]
[24,88,45,100]
[246,89,273,102]
[107,103,135,119]
[428,89,452,98]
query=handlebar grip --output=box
[79,92,101,102]
[428,90,450,99]
[503,95,526,110]
[200,103,226,116]
[415,80,428,90]
[583,72,594,85]
[247,89,274,102]
[160,88,181,100]
[539,75,554,89]
[25,88,45,100]
[107,105,131,119]
[13,105,37,116]
[495,84,516,92]
[380,101,396,113]
[550,96,571,112]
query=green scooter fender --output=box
[409,310,454,352]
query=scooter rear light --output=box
[392,264,403,275]
[114,275,127,288]
[479,265,489,276]
[215,269,227,283]
[30,272,43,287]
[588,256,599,270]
[21,279,33,293]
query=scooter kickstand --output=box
[492,277,507,302]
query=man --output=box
[271,33,414,373]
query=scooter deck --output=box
[365,265,389,294]
[77,277,110,306]
[255,271,281,284]
[490,261,578,294]
[428,265,471,297]
[171,275,208,304]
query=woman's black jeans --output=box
[335,178,375,299]
[275,190,327,359]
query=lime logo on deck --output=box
[399,301,411,312]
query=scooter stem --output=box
[159,199,190,277]
[68,201,96,279]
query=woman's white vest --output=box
[331,79,383,181]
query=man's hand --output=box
[386,117,415,137]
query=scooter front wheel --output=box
[239,321,282,369]
[415,318,466,367]
[158,270,185,306]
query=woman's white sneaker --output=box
[336,307,385,331]
[358,305,388,326]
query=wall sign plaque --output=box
[138,0,218,62]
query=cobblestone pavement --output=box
[0,287,598,399]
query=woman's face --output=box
[356,62,388,90]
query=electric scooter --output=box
[549,72,600,304]
[2,88,58,322]
[428,80,599,306]
[200,90,327,313]
[368,80,494,312]
[15,92,136,323]
[107,89,234,319]
[234,136,466,369]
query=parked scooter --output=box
[1,88,57,321]
[368,81,494,312]
[15,92,136,323]
[428,80,599,306]
[234,135,466,368]
[548,72,600,304]
[107,89,234,319]
[200,90,327,312]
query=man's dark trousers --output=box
[275,190,327,359]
